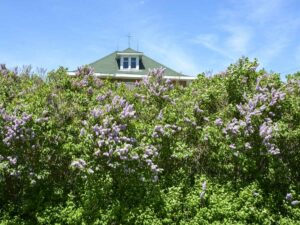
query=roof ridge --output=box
[118,47,142,54]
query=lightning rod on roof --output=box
[127,33,132,48]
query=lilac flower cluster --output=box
[259,119,279,155]
[93,121,133,148]
[71,159,87,170]
[286,79,300,93]
[75,66,94,77]
[0,155,19,176]
[120,103,135,119]
[224,74,286,155]
[152,124,181,138]
[285,193,300,206]
[142,145,162,179]
[134,93,146,103]
[79,92,162,176]
[72,78,89,88]
[141,67,174,98]
[90,113,161,174]
[7,156,18,165]
[0,109,34,147]
[214,118,223,126]
[224,118,246,136]
[92,95,136,120]
[286,193,293,201]
[183,117,197,127]
[194,105,204,114]
[96,91,112,102]
[157,110,163,120]
[72,66,104,89]
[35,110,50,124]
[112,95,136,119]
[0,64,9,76]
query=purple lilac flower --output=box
[214,118,223,126]
[80,128,86,136]
[153,125,164,137]
[291,200,300,206]
[286,193,293,201]
[131,155,139,160]
[2,112,33,146]
[229,144,236,149]
[71,159,87,170]
[91,108,104,118]
[0,64,9,76]
[245,142,252,149]
[194,105,204,114]
[120,103,136,119]
[75,66,94,76]
[7,156,17,165]
[157,110,163,120]
[96,94,106,101]
[142,68,173,98]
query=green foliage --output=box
[0,60,300,224]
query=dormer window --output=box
[120,56,139,70]
[123,57,129,69]
[131,58,136,69]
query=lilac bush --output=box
[1,60,300,223]
[72,92,162,180]
[224,74,286,155]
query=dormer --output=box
[116,48,143,71]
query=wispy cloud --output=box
[193,24,252,60]
[223,25,252,55]
[242,0,284,24]
[192,34,233,59]
[192,0,300,73]
[134,21,201,76]
[142,38,201,76]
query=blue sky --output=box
[1,0,300,78]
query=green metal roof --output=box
[88,48,187,77]
[118,48,142,54]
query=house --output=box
[69,48,196,86]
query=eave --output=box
[68,72,196,81]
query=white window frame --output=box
[120,56,139,70]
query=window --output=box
[120,56,139,70]
[131,58,136,69]
[123,57,129,69]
